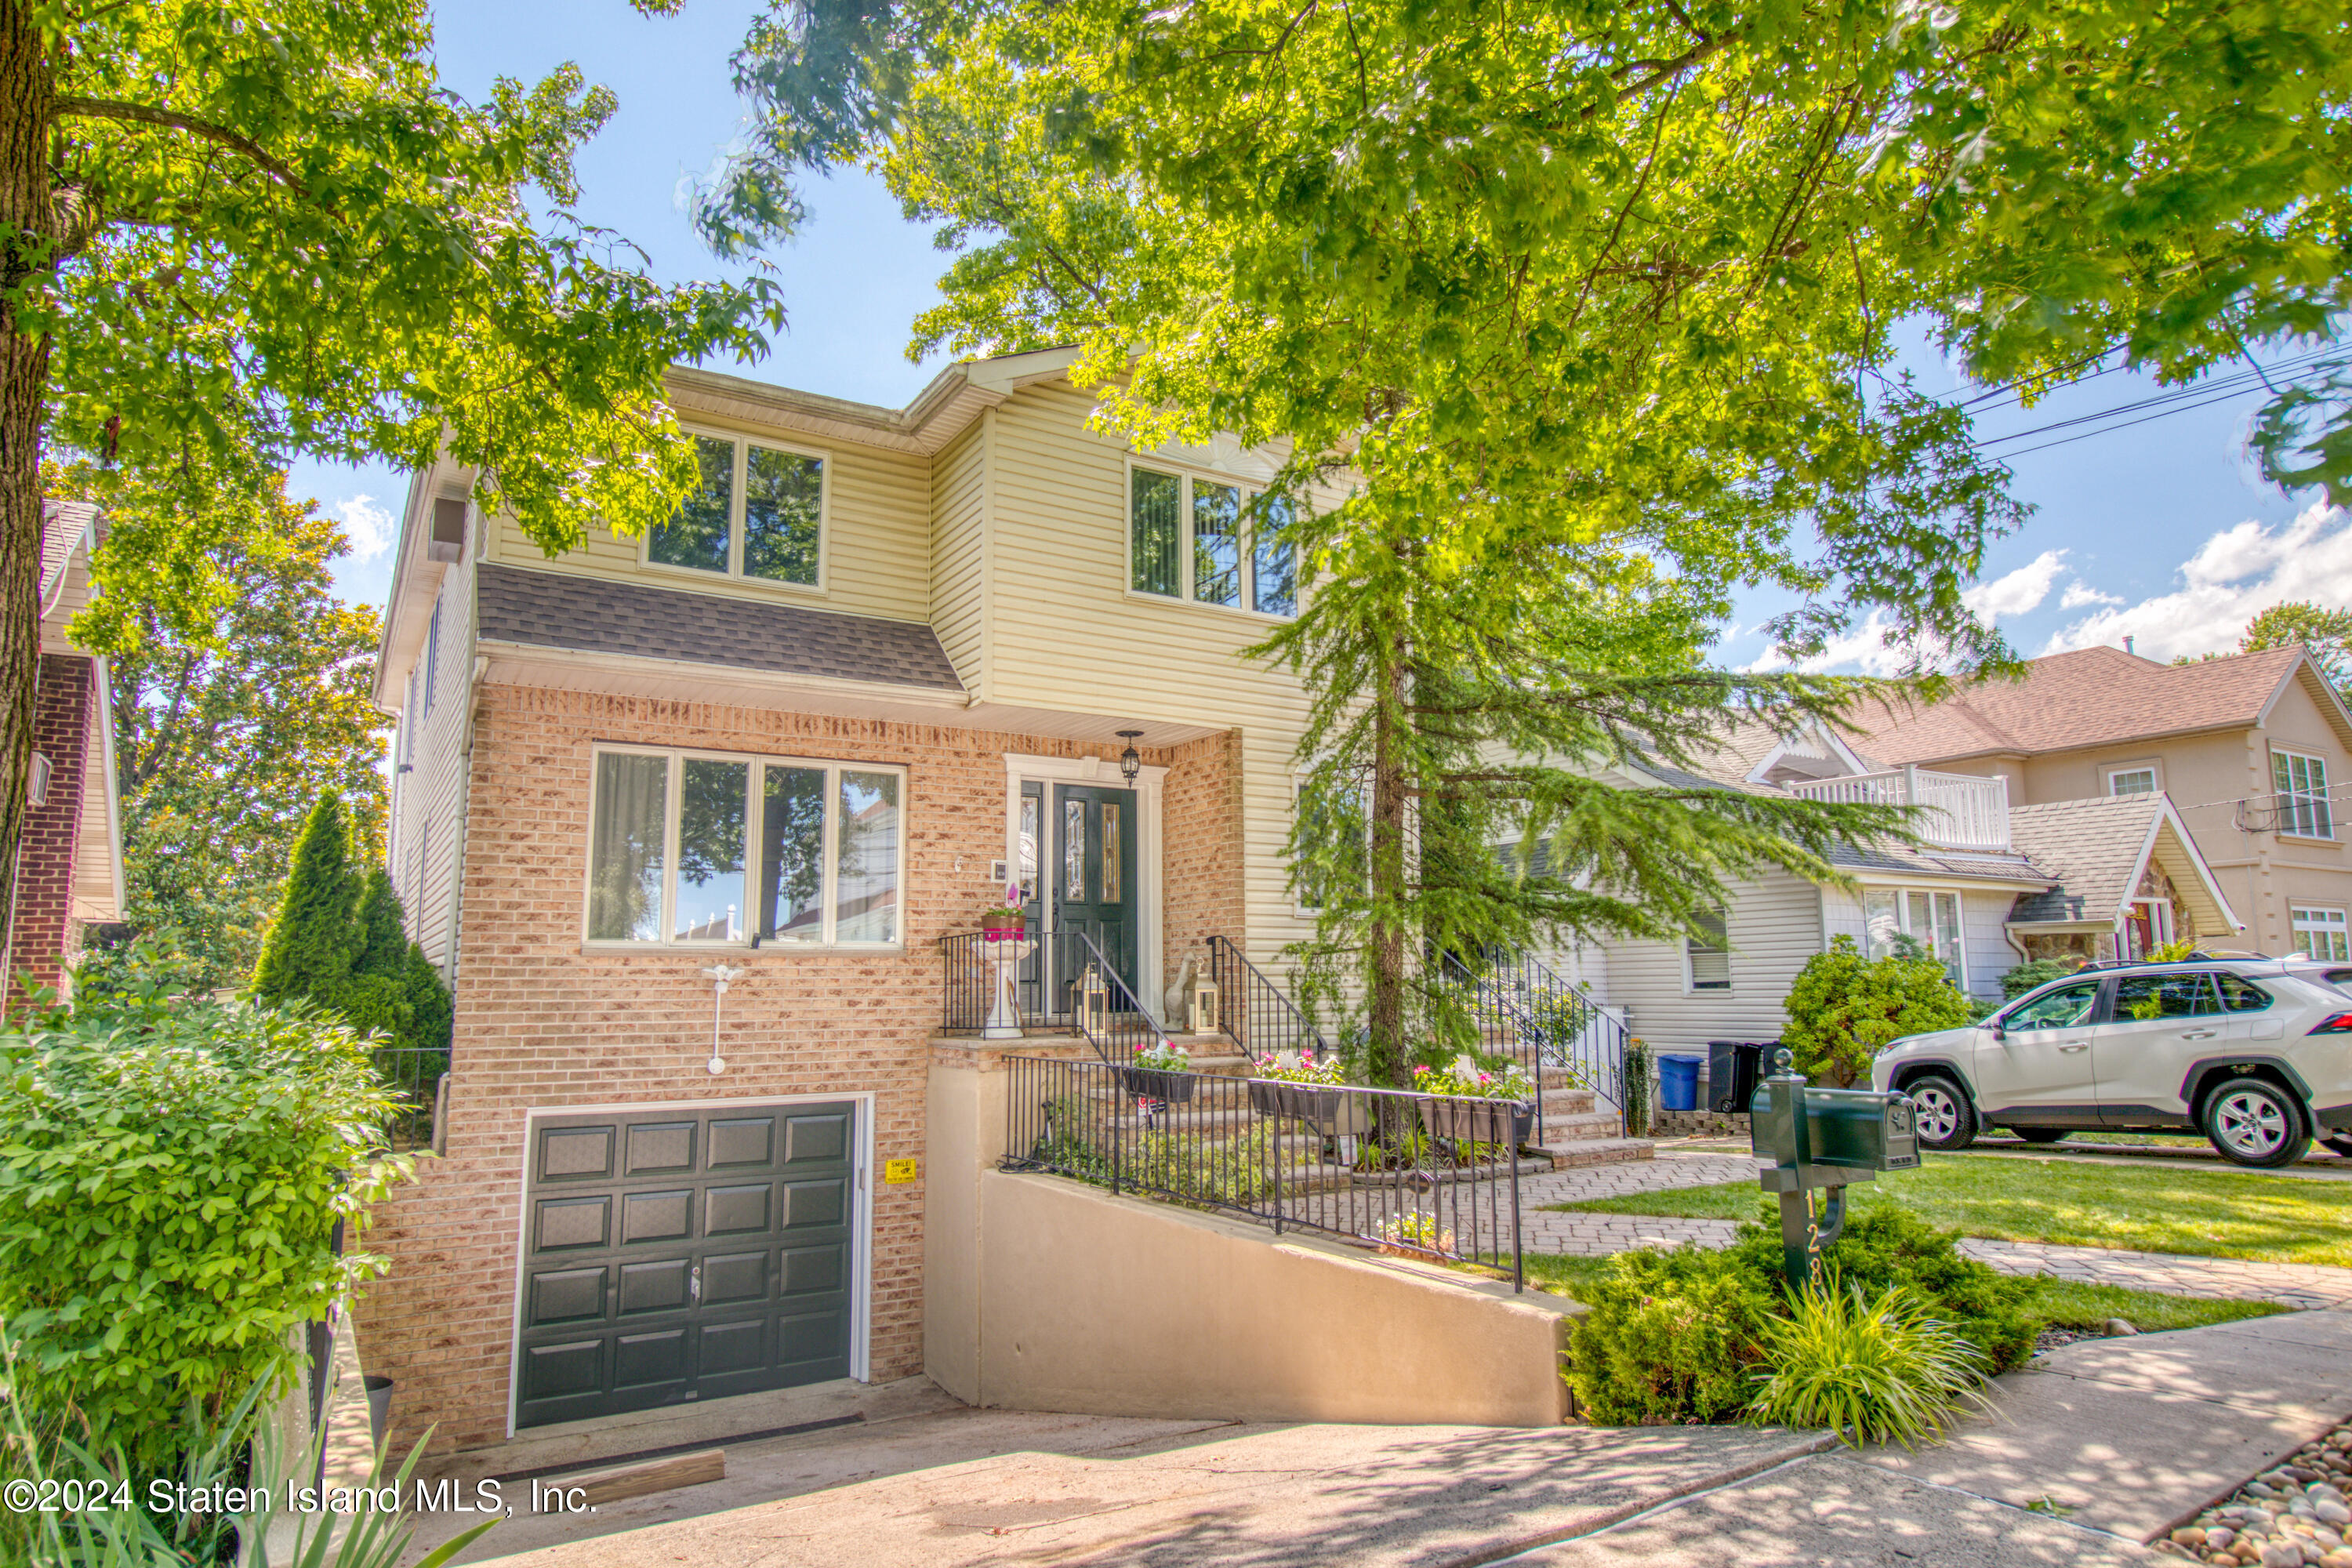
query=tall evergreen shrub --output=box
[250,794,361,1007]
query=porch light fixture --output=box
[1117,730,1144,784]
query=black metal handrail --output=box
[1204,935,1329,1063]
[368,1044,446,1152]
[1001,1054,1526,1290]
[1435,947,1628,1121]
[942,927,1171,1068]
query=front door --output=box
[1051,782,1139,1012]
[514,1101,857,1429]
[1974,975,2103,1122]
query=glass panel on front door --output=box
[1051,782,1140,1014]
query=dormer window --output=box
[1130,465,1298,617]
[649,432,826,589]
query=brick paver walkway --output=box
[1522,1150,2352,1309]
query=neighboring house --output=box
[1584,719,2243,1058]
[365,350,1336,1450]
[1851,644,2352,963]
[5,500,125,1007]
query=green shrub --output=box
[251,793,362,1007]
[1999,956,2083,999]
[1783,935,1976,1086]
[0,1000,411,1467]
[1563,1245,1777,1425]
[1728,1204,2038,1371]
[1747,1276,1991,1447]
[1622,1038,1653,1138]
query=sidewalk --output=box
[1518,1309,2352,1565]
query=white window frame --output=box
[2106,766,2158,797]
[2274,747,2336,840]
[641,426,831,595]
[1126,458,1301,620]
[582,742,905,950]
[2293,906,2350,961]
[1861,884,1968,989]
[1684,907,1732,993]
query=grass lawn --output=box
[1517,1251,2286,1333]
[1544,1153,2352,1268]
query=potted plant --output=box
[1414,1054,1535,1149]
[1247,1051,1372,1141]
[981,904,1026,941]
[1118,1039,1195,1103]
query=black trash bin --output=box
[1707,1040,1767,1115]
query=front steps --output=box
[1530,1085,1654,1169]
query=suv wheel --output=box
[2202,1077,2310,1169]
[1906,1073,1977,1152]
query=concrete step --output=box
[1534,1137,1657,1169]
[1538,1110,1628,1144]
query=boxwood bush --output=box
[1566,1205,2033,1425]
[0,997,411,1466]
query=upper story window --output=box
[586,745,902,949]
[2274,748,2334,840]
[2107,767,2156,796]
[649,432,826,589]
[1131,466,1298,617]
[1686,908,1731,990]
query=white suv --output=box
[1869,959,2352,1168]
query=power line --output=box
[1975,346,2345,454]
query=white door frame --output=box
[1004,752,1167,1022]
[504,1090,877,1439]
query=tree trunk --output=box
[0,0,56,972]
[1367,645,1409,1085]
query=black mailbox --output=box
[1749,1048,1920,1286]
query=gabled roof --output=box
[1855,644,2352,763]
[2005,793,2241,935]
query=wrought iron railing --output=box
[368,1045,446,1152]
[1000,1054,1527,1290]
[1204,935,1329,1063]
[1433,948,1628,1121]
[942,927,1171,1067]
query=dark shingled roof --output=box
[477,563,965,692]
[2005,794,2165,925]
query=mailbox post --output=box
[1751,1047,1922,1288]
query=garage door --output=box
[514,1102,856,1429]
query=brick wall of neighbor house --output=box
[6,654,95,1004]
[1160,728,1248,993]
[354,682,1224,1452]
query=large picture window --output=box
[1862,886,1967,988]
[586,746,902,947]
[648,432,826,588]
[2274,750,2334,840]
[1131,464,1300,617]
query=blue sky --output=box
[296,2,2349,669]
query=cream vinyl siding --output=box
[929,419,989,692]
[985,378,1334,960]
[390,552,478,975]
[1601,871,1826,1051]
[485,424,935,625]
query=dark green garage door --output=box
[514,1102,856,1429]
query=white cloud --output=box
[1961,549,2069,619]
[2040,501,2352,662]
[331,494,396,561]
[1745,609,1922,676]
[2059,581,2123,609]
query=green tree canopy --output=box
[57,463,386,993]
[2242,602,2352,702]
[0,0,786,949]
[250,794,361,1009]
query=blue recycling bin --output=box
[1658,1054,1704,1112]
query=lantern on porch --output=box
[1188,975,1219,1036]
[1080,964,1110,1036]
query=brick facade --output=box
[355,683,1240,1451]
[6,654,95,1006]
[1160,728,1248,992]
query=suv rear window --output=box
[2114,973,2222,1019]
[2216,975,2273,1012]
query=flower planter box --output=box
[1246,1081,1374,1137]
[1422,1098,1533,1147]
[982,922,1027,942]
[1118,1066,1196,1103]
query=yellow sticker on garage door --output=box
[884,1158,920,1184]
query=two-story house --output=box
[365,349,1349,1451]
[1850,644,2352,964]
[1580,717,2245,1063]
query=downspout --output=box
[443,655,488,982]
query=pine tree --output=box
[405,943,453,1056]
[251,794,361,1007]
[354,870,408,979]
